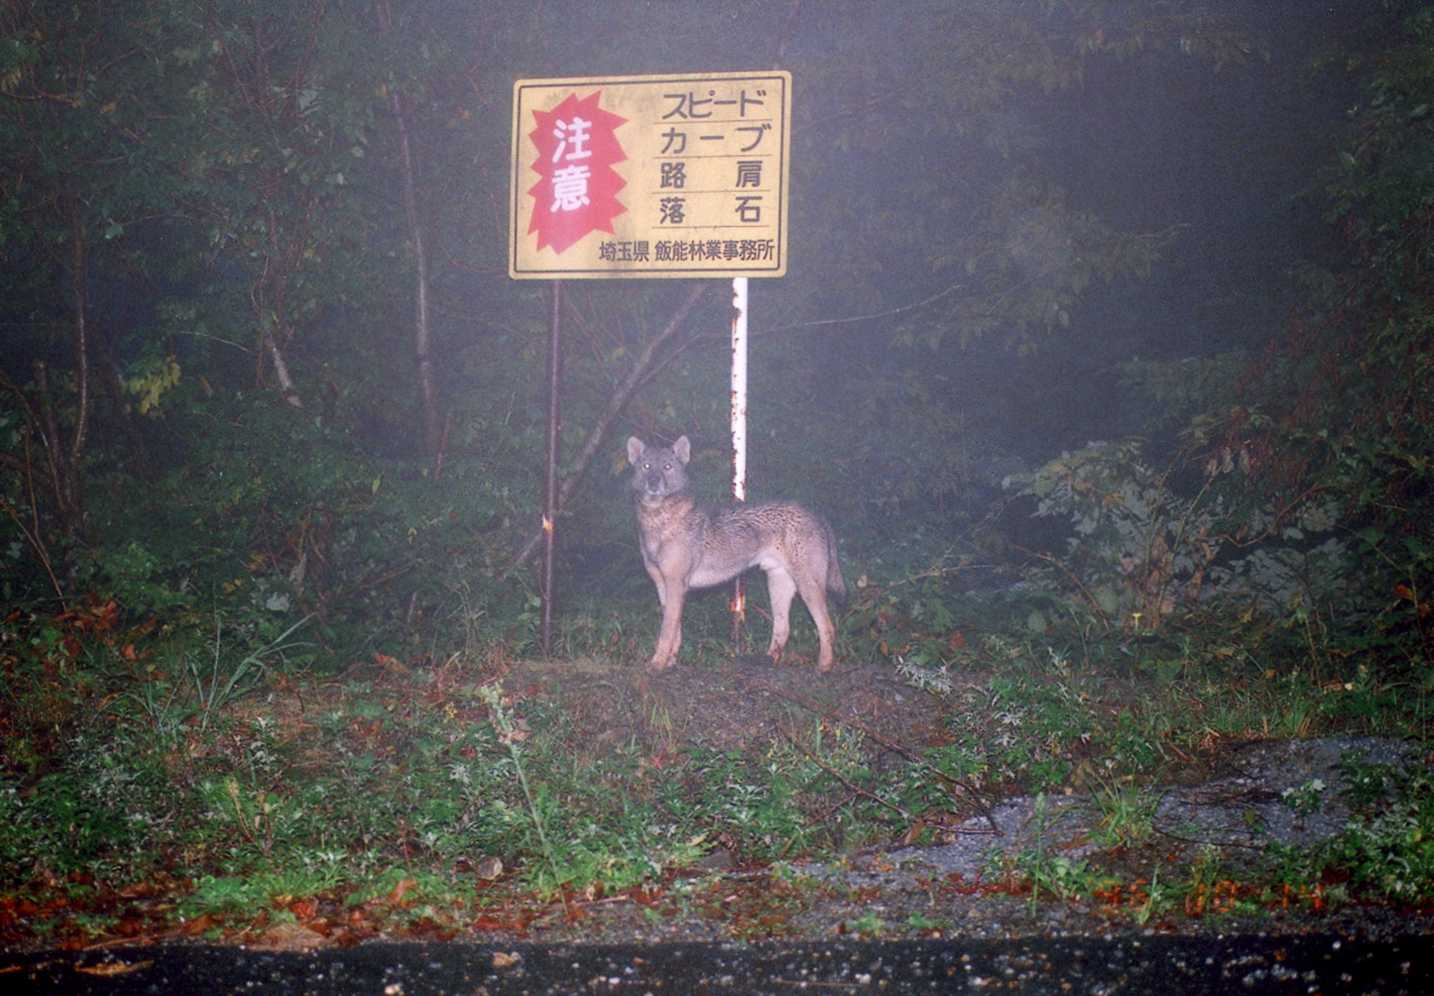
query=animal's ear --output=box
[626,437,645,465]
[673,436,691,464]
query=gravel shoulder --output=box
[471,653,1434,947]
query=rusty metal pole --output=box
[540,280,562,657]
[730,277,749,651]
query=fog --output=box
[481,0,1367,461]
[0,0,1413,605]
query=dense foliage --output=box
[0,0,1426,669]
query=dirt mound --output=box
[500,656,952,757]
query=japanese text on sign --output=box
[510,71,791,279]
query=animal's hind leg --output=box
[795,573,837,672]
[764,567,797,662]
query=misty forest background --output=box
[2,0,1432,721]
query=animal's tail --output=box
[824,519,847,604]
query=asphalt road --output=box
[5,933,1428,994]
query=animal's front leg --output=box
[644,561,666,607]
[649,579,687,671]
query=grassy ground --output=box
[1,598,1431,949]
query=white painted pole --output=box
[731,277,749,499]
[730,276,749,646]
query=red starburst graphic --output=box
[526,92,628,254]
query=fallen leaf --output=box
[75,960,154,976]
[247,922,330,952]
[386,877,416,906]
[288,898,319,920]
[181,913,218,936]
[374,652,409,674]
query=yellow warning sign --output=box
[510,71,791,279]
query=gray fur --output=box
[627,435,845,672]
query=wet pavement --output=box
[6,933,1429,995]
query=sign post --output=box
[729,276,748,648]
[510,71,791,657]
[540,282,561,656]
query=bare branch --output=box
[504,283,708,575]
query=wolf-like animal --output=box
[627,435,845,672]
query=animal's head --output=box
[626,435,691,503]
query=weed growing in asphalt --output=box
[1089,778,1159,849]
[987,794,1105,912]
[1322,767,1434,904]
[1183,844,1256,918]
[1335,753,1399,811]
[1280,778,1327,819]
[845,911,886,937]
[1131,868,1179,926]
[904,912,950,934]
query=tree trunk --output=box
[68,197,90,478]
[40,193,92,542]
[377,0,443,460]
[262,327,304,409]
[4,194,94,576]
[256,206,305,408]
